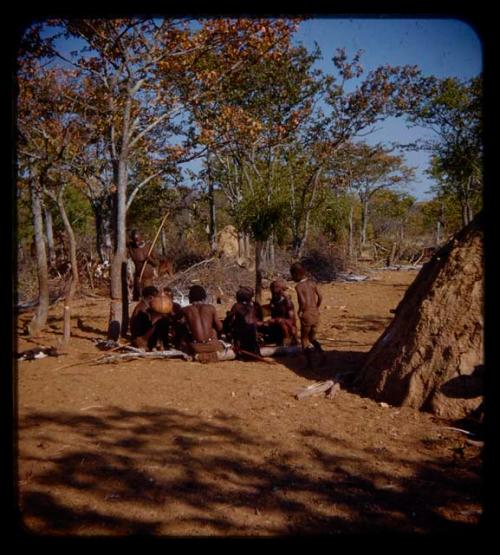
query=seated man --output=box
[260,279,299,346]
[178,285,224,363]
[130,286,170,351]
[223,286,262,359]
[162,287,184,349]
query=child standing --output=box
[290,262,324,368]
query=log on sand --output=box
[295,380,339,400]
[260,345,301,357]
[195,345,300,363]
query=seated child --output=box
[260,279,298,346]
[130,286,170,351]
[223,286,262,359]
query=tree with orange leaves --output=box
[25,17,300,338]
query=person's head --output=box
[189,285,207,303]
[142,286,159,302]
[290,262,306,282]
[236,286,254,304]
[130,229,142,245]
[270,279,287,296]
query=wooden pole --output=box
[138,210,170,285]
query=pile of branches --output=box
[157,256,256,305]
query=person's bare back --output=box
[295,278,322,318]
[182,303,221,343]
[290,263,324,363]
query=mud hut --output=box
[355,212,484,420]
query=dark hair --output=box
[189,285,207,303]
[142,286,159,298]
[236,286,254,303]
[130,229,139,239]
[290,262,306,280]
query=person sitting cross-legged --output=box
[130,286,169,351]
[223,286,263,360]
[177,285,225,363]
[260,279,299,347]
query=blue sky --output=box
[292,17,483,200]
[39,18,483,201]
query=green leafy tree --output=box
[404,75,482,227]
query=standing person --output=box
[127,229,159,301]
[130,286,170,351]
[178,285,224,362]
[223,286,262,359]
[261,279,298,346]
[290,262,324,368]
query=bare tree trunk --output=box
[360,199,369,248]
[160,227,167,257]
[269,234,275,270]
[348,204,354,259]
[244,233,251,259]
[207,151,217,254]
[43,203,56,268]
[255,240,264,304]
[238,231,252,261]
[237,231,245,259]
[387,242,397,267]
[92,198,113,263]
[121,260,130,338]
[62,277,77,344]
[108,157,128,340]
[56,188,79,344]
[436,219,442,246]
[462,202,470,227]
[57,191,79,290]
[27,180,49,337]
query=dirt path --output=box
[15,270,482,535]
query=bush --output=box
[300,236,347,282]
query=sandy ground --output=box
[14,270,483,536]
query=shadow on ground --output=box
[16,404,482,536]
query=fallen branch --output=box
[95,349,192,364]
[50,343,125,371]
[166,257,215,283]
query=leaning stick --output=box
[138,210,170,285]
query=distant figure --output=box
[178,285,224,362]
[223,286,262,359]
[127,229,159,301]
[290,262,324,368]
[261,279,298,346]
[130,286,170,351]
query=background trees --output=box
[15,18,483,336]
[403,74,483,229]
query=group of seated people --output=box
[130,279,299,362]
